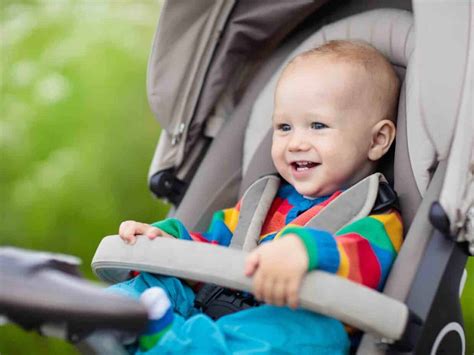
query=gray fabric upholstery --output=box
[191,0,329,141]
[307,174,384,233]
[147,0,330,185]
[402,54,436,201]
[147,0,235,172]
[230,176,280,250]
[173,101,244,231]
[394,81,422,228]
[386,162,445,302]
[413,2,471,161]
[416,1,474,238]
[239,130,277,195]
[357,162,446,354]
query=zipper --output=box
[171,123,186,146]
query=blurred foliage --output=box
[0,1,166,353]
[462,261,474,355]
[0,1,473,354]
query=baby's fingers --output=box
[261,276,275,304]
[145,226,163,240]
[286,278,301,309]
[119,221,150,244]
[270,279,286,306]
[253,269,264,301]
[244,252,260,277]
[119,221,138,244]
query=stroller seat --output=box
[93,2,473,354]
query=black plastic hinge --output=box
[380,310,423,353]
[372,181,400,214]
[429,201,452,238]
[149,169,187,205]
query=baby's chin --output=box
[294,184,339,198]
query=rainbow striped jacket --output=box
[152,182,403,292]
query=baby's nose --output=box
[288,131,311,151]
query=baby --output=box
[111,40,403,354]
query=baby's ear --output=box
[368,119,396,161]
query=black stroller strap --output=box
[194,284,261,320]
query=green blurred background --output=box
[0,1,472,354]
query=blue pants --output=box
[109,273,350,354]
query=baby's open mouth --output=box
[291,161,319,172]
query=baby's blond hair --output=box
[288,40,400,123]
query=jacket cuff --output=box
[151,218,185,239]
[279,226,319,270]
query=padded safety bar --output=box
[93,236,411,341]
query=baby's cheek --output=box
[270,146,282,165]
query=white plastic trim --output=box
[430,322,465,355]
[459,269,467,298]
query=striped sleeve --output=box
[151,201,241,247]
[278,209,403,291]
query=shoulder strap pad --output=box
[305,173,385,234]
[230,175,280,251]
[232,173,396,251]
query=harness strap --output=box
[229,175,280,251]
[305,173,385,234]
[194,284,261,320]
[234,173,388,250]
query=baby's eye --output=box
[277,123,291,132]
[311,122,328,130]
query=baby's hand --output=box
[119,220,172,245]
[244,235,308,309]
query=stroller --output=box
[1,0,473,354]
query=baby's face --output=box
[272,57,379,197]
